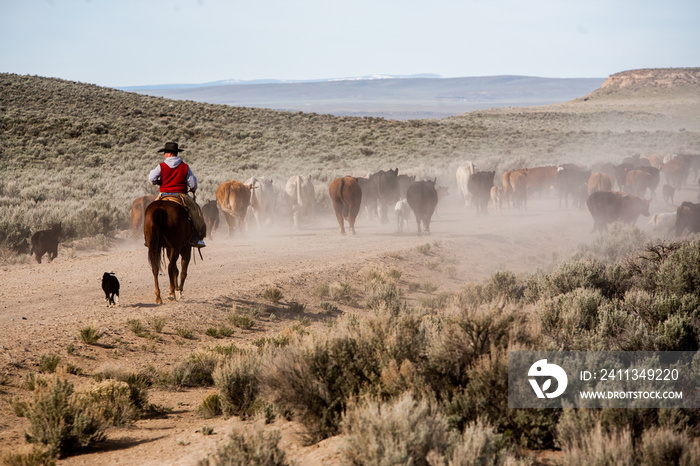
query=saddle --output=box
[156,193,207,240]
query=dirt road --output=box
[0,194,676,465]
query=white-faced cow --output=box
[557,166,590,208]
[586,191,651,233]
[406,180,438,235]
[284,175,315,228]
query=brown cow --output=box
[502,172,513,207]
[625,169,653,198]
[661,156,691,189]
[586,191,651,233]
[509,169,528,209]
[406,179,439,235]
[216,180,253,237]
[30,223,62,263]
[636,166,661,198]
[202,200,220,238]
[588,172,613,195]
[329,176,362,235]
[130,195,157,237]
[526,166,558,198]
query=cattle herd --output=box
[25,152,700,265]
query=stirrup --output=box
[191,239,206,248]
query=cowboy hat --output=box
[158,142,184,153]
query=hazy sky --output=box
[1,0,698,88]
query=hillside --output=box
[0,68,699,250]
[125,75,606,120]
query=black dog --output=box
[102,272,120,306]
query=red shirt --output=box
[159,161,189,193]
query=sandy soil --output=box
[0,189,691,465]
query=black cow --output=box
[397,174,416,198]
[357,176,379,220]
[614,163,635,191]
[202,200,220,238]
[101,272,120,306]
[368,168,400,223]
[586,191,651,233]
[467,171,495,215]
[557,166,591,208]
[675,202,700,237]
[29,223,62,264]
[406,180,438,235]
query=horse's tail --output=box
[148,207,167,274]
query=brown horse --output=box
[144,200,193,304]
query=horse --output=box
[144,200,193,304]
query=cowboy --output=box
[148,142,206,248]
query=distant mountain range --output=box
[122,74,606,120]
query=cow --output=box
[368,168,400,223]
[614,163,635,191]
[395,199,410,233]
[625,169,654,198]
[406,180,438,235]
[357,176,379,221]
[467,171,495,215]
[202,200,220,238]
[676,153,700,183]
[557,166,591,208]
[526,166,558,199]
[329,176,362,235]
[489,186,502,214]
[101,272,120,306]
[216,180,254,237]
[590,162,617,182]
[586,191,651,233]
[397,174,416,198]
[130,195,157,237]
[588,172,613,195]
[662,184,675,205]
[660,156,691,190]
[244,177,275,228]
[635,166,661,198]
[29,223,62,264]
[284,175,315,229]
[674,202,700,237]
[455,162,477,208]
[508,169,528,209]
[647,155,664,169]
